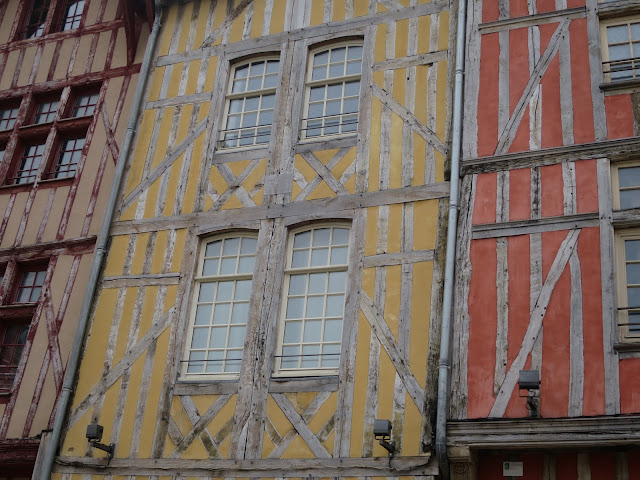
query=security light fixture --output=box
[85,423,115,460]
[518,369,541,418]
[373,419,396,457]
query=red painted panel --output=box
[590,452,616,480]
[557,453,578,480]
[473,173,497,225]
[605,94,634,140]
[509,168,531,221]
[567,0,586,7]
[579,226,606,416]
[541,230,571,417]
[508,28,531,153]
[540,164,564,217]
[483,1,499,23]
[537,0,557,14]
[504,234,531,418]
[570,19,595,144]
[619,358,640,413]
[575,159,599,214]
[510,0,529,18]
[467,239,498,418]
[478,34,500,157]
[540,24,563,149]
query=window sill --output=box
[614,341,640,352]
[212,145,269,163]
[174,380,239,395]
[173,375,339,395]
[598,0,640,19]
[0,176,74,194]
[600,78,640,95]
[296,134,357,153]
[0,304,37,318]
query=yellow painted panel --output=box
[266,394,293,438]
[439,11,450,51]
[307,181,336,201]
[221,192,244,209]
[385,265,402,340]
[35,42,56,83]
[177,3,193,53]
[167,63,184,99]
[165,285,178,314]
[435,150,446,184]
[261,430,275,457]
[310,0,324,27]
[343,174,356,194]
[364,207,378,257]
[104,236,129,276]
[71,35,92,77]
[269,0,286,34]
[354,0,369,17]
[185,60,201,95]
[332,0,346,22]
[323,429,335,454]
[349,311,371,457]
[115,350,147,456]
[314,149,339,166]
[171,397,193,437]
[306,392,337,433]
[282,433,315,458]
[291,181,302,201]
[182,132,206,214]
[414,65,428,125]
[110,287,138,363]
[251,0,266,37]
[163,155,183,217]
[368,96,382,192]
[138,286,159,342]
[97,378,124,455]
[389,113,404,190]
[436,59,448,140]
[210,165,229,196]
[227,159,253,177]
[143,175,162,219]
[181,432,210,459]
[17,46,37,86]
[129,232,150,276]
[54,39,74,80]
[413,199,438,250]
[151,229,169,274]
[330,147,355,181]
[401,391,423,456]
[242,158,266,193]
[171,229,188,273]
[147,66,165,102]
[158,8,178,57]
[412,133,427,187]
[395,19,409,60]
[411,260,432,390]
[374,22,386,63]
[229,10,245,43]
[294,154,317,183]
[0,50,18,89]
[194,0,212,47]
[387,204,402,254]
[126,110,157,195]
[375,343,395,436]
[204,195,214,212]
[418,15,431,55]
[373,69,384,88]
[119,202,138,222]
[285,391,317,415]
[204,56,217,93]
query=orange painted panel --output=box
[575,159,598,214]
[619,358,640,413]
[540,24,563,149]
[605,94,634,140]
[504,234,532,418]
[557,453,578,479]
[508,28,531,153]
[536,0,557,13]
[478,34,500,157]
[473,173,497,225]
[590,452,616,480]
[541,230,571,417]
[570,19,595,144]
[510,0,529,18]
[540,164,564,217]
[467,239,498,418]
[509,168,531,221]
[483,1,499,23]
[567,0,585,7]
[579,226,606,416]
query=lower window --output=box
[275,224,350,376]
[0,321,29,391]
[616,229,640,341]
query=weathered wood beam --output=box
[472,213,599,239]
[101,273,180,288]
[478,6,586,34]
[0,236,96,261]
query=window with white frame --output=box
[302,42,362,139]
[616,230,640,340]
[182,234,258,378]
[601,18,640,82]
[218,58,280,149]
[275,224,350,375]
[612,162,640,209]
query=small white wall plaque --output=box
[503,461,523,476]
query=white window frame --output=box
[274,223,351,377]
[218,56,280,150]
[600,17,640,83]
[301,41,363,140]
[612,160,640,210]
[181,233,258,380]
[615,229,640,342]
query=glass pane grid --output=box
[0,107,19,131]
[62,0,84,30]
[15,269,46,303]
[53,137,84,179]
[9,143,45,185]
[24,0,48,38]
[0,323,29,389]
[185,236,257,376]
[34,100,60,123]
[73,92,99,117]
[605,22,640,80]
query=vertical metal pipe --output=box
[436,0,468,477]
[37,4,163,479]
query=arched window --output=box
[182,234,258,377]
[275,224,350,375]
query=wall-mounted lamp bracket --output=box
[518,370,541,418]
[373,419,396,458]
[86,423,115,460]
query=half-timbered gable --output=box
[53,1,453,479]
[452,0,640,478]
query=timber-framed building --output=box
[0,0,151,477]
[50,1,453,480]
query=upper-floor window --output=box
[613,162,640,209]
[302,43,362,139]
[182,234,258,378]
[616,230,640,341]
[61,0,85,31]
[0,322,30,391]
[275,224,350,376]
[601,18,640,82]
[18,0,85,40]
[219,58,280,149]
[0,107,20,131]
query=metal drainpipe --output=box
[38,4,163,479]
[435,0,467,477]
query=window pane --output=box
[311,248,329,266]
[289,274,307,295]
[323,319,342,342]
[34,100,59,123]
[321,344,340,367]
[284,320,302,343]
[308,273,326,294]
[626,239,640,261]
[303,319,322,342]
[195,305,212,325]
[326,294,345,317]
[231,302,249,324]
[305,296,324,318]
[286,297,304,319]
[621,190,640,210]
[628,263,640,284]
[0,107,19,131]
[73,92,99,117]
[235,279,252,301]
[62,0,85,30]
[212,303,231,324]
[609,25,630,44]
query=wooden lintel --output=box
[363,249,434,268]
[112,183,450,235]
[448,415,640,449]
[478,6,586,34]
[0,236,97,262]
[101,273,181,288]
[472,213,599,239]
[53,455,437,477]
[462,137,640,174]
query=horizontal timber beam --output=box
[54,455,437,477]
[112,183,450,235]
[0,236,97,261]
[478,6,586,34]
[472,213,599,239]
[102,273,181,288]
[462,136,640,174]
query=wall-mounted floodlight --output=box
[518,369,541,418]
[373,419,396,458]
[86,424,115,460]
